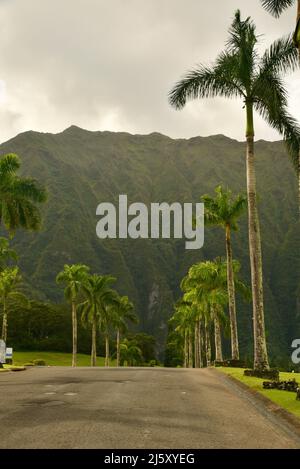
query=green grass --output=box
[11,351,116,367]
[217,367,300,419]
[0,365,26,372]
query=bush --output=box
[244,368,279,381]
[215,359,247,368]
[263,379,298,392]
[32,359,46,366]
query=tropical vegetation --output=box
[0,7,299,375]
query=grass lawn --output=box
[11,351,116,367]
[217,367,300,419]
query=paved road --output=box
[0,367,299,449]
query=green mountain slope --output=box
[0,126,299,360]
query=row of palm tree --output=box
[56,264,137,367]
[171,257,250,368]
[169,9,300,370]
[202,186,247,360]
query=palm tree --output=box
[56,264,90,367]
[0,153,47,233]
[0,267,27,343]
[101,304,114,367]
[120,338,143,367]
[79,274,116,367]
[169,10,300,370]
[0,237,18,271]
[113,295,137,367]
[183,260,229,364]
[201,186,247,360]
[182,258,250,364]
[261,0,300,215]
[173,300,197,367]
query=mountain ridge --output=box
[3,125,275,146]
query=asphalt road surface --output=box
[0,367,299,449]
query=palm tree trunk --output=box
[225,224,239,360]
[246,102,269,370]
[188,330,193,368]
[91,318,97,367]
[1,297,7,343]
[71,301,77,367]
[199,320,203,368]
[205,319,211,367]
[184,330,188,368]
[194,321,200,368]
[105,333,110,367]
[214,316,223,362]
[116,328,120,367]
[297,0,300,43]
[298,150,300,219]
[295,0,300,218]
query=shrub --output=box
[215,359,247,368]
[244,368,279,381]
[32,359,46,366]
[263,379,298,392]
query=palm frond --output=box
[0,154,20,176]
[255,100,300,171]
[12,178,48,203]
[261,0,295,17]
[0,153,47,233]
[169,63,243,110]
[260,35,298,75]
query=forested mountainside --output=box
[0,126,299,360]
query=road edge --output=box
[211,367,300,439]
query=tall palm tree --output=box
[0,267,27,343]
[0,237,18,271]
[261,0,300,215]
[169,10,300,370]
[113,295,137,367]
[201,186,247,360]
[0,153,47,233]
[56,264,90,367]
[79,274,116,367]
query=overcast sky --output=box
[0,0,299,143]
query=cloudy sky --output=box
[0,0,299,143]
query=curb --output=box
[212,368,300,438]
